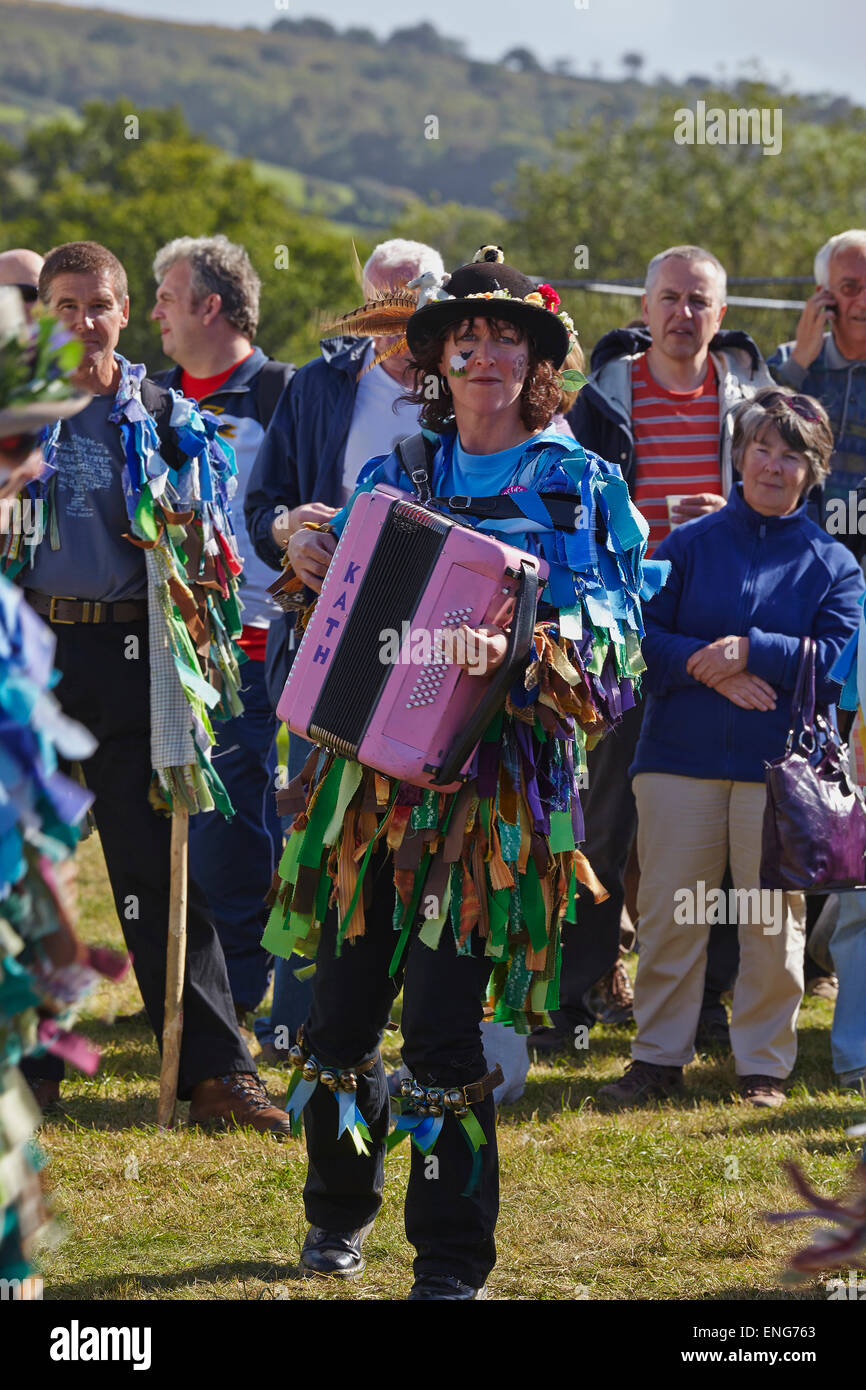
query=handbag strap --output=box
[788,636,817,752]
[793,636,816,729]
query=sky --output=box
[34,0,866,106]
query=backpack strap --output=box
[395,432,437,504]
[256,359,296,429]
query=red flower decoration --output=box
[536,283,561,313]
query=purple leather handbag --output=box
[760,636,866,892]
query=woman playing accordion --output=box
[265,250,665,1299]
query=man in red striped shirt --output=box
[530,246,772,1059]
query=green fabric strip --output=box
[521,857,549,954]
[298,760,346,868]
[548,810,576,854]
[322,761,363,847]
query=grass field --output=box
[33,835,865,1302]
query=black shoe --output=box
[408,1274,488,1300]
[528,1026,578,1059]
[115,1007,148,1026]
[694,1014,731,1052]
[300,1223,374,1279]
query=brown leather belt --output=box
[24,590,148,625]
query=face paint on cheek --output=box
[448,351,472,377]
[511,354,527,382]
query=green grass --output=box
[33,835,864,1301]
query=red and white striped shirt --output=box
[631,353,721,556]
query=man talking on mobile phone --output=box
[770,230,866,1101]
[769,229,866,559]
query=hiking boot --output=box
[300,1223,374,1279]
[739,1074,786,1108]
[408,1274,488,1300]
[188,1072,293,1138]
[596,1059,683,1110]
[589,958,634,1025]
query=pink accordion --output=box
[276,485,548,791]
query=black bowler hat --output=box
[406,248,572,367]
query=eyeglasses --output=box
[760,389,823,423]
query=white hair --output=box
[363,239,445,297]
[814,230,866,287]
[644,244,727,302]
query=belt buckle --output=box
[448,495,470,511]
[48,595,79,624]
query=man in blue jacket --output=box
[151,235,295,1030]
[769,229,866,562]
[244,238,444,1059]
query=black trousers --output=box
[302,854,498,1288]
[22,620,253,1098]
[553,700,739,1029]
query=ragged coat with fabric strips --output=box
[263,425,667,1030]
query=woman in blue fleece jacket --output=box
[598,387,864,1112]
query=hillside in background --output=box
[2,0,861,229]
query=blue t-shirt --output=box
[442,435,536,498]
[25,395,147,603]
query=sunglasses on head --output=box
[761,389,823,423]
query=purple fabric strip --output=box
[514,721,546,834]
[476,741,499,799]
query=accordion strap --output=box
[432,492,581,532]
[396,432,437,504]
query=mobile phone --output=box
[817,285,838,317]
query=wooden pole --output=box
[157,808,188,1129]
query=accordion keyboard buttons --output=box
[403,607,474,708]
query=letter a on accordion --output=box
[276,486,548,791]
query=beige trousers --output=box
[631,773,806,1078]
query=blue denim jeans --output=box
[829,889,866,1075]
[254,732,314,1052]
[189,657,282,1013]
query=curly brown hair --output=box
[401,317,562,432]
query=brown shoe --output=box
[596,1059,683,1110]
[589,958,635,1025]
[739,1074,786,1108]
[188,1072,293,1139]
[25,1077,61,1114]
[234,1004,256,1047]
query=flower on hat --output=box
[536,284,561,313]
[523,292,545,307]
